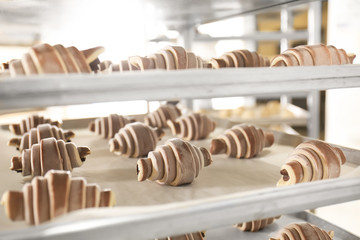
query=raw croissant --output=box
[10,137,90,176]
[1,170,115,225]
[210,124,274,159]
[144,104,182,129]
[9,114,61,136]
[269,223,334,240]
[99,46,206,72]
[8,123,75,152]
[277,140,346,186]
[167,113,216,141]
[271,44,356,67]
[9,43,104,76]
[235,216,281,232]
[156,232,205,240]
[109,122,164,157]
[88,114,135,139]
[212,50,270,68]
[137,138,212,186]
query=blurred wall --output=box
[325,0,360,148]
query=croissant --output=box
[271,44,356,67]
[235,216,281,232]
[9,114,61,136]
[88,114,135,139]
[277,140,346,186]
[167,113,216,141]
[156,232,205,240]
[108,46,204,72]
[8,123,75,152]
[137,138,212,186]
[1,170,115,225]
[269,223,334,240]
[109,122,164,158]
[144,104,182,129]
[10,137,90,177]
[9,43,104,76]
[216,50,270,68]
[210,124,274,159]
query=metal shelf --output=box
[0,129,359,240]
[143,0,316,30]
[1,65,359,110]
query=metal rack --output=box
[0,129,359,240]
[1,0,360,239]
[148,0,323,139]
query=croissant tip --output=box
[88,121,95,132]
[210,138,226,155]
[8,138,21,148]
[137,158,152,181]
[109,139,119,153]
[78,146,91,159]
[10,156,22,172]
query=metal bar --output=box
[280,6,293,52]
[193,31,308,42]
[307,1,322,45]
[306,1,323,138]
[307,90,320,138]
[1,65,360,110]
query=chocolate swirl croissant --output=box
[109,122,164,158]
[9,114,61,136]
[144,104,182,129]
[167,113,216,141]
[235,216,281,232]
[210,124,274,159]
[271,44,355,67]
[269,223,334,240]
[1,170,115,225]
[123,46,204,71]
[10,137,90,176]
[278,140,346,186]
[9,43,104,76]
[211,49,270,68]
[88,114,135,139]
[156,232,205,240]
[8,123,75,152]
[137,138,212,186]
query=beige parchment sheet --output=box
[0,124,357,231]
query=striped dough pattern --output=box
[88,114,135,139]
[156,232,205,240]
[105,46,207,73]
[9,44,104,76]
[235,216,281,232]
[167,113,216,141]
[144,104,182,129]
[1,170,114,225]
[270,223,334,240]
[9,114,61,136]
[8,123,75,152]
[271,44,355,67]
[210,124,274,159]
[10,137,90,176]
[277,140,346,186]
[210,49,270,68]
[109,122,164,158]
[137,138,212,186]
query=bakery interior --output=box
[0,0,360,239]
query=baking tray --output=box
[0,117,359,239]
[205,103,309,127]
[206,211,360,240]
